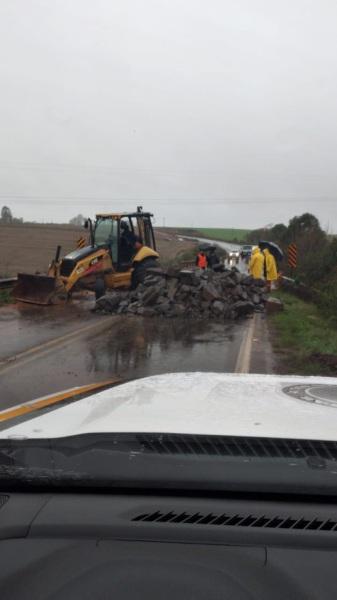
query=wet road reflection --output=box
[0,315,248,406]
[0,293,97,361]
[85,317,238,379]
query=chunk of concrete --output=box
[178,270,199,286]
[95,292,121,311]
[201,283,220,302]
[266,297,284,313]
[142,285,162,306]
[232,300,255,317]
[167,278,179,300]
[211,300,225,316]
[171,303,185,316]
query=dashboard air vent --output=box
[132,510,337,532]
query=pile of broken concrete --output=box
[95,267,269,320]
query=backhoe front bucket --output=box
[12,273,58,305]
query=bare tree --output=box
[1,206,13,224]
[69,214,85,226]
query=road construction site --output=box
[0,223,275,411]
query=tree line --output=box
[0,205,23,224]
[0,206,85,227]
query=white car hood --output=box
[2,372,337,440]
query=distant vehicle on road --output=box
[240,244,253,259]
[228,249,240,264]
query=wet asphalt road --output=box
[0,293,99,362]
[0,300,254,407]
[0,257,274,408]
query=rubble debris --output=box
[95,268,269,321]
[265,297,284,313]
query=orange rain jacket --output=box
[196,253,207,269]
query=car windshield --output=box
[0,1,337,499]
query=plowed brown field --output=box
[0,224,195,276]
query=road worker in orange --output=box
[196,251,208,270]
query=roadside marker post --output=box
[77,236,86,249]
[287,243,297,272]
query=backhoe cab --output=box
[13,207,159,305]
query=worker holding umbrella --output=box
[259,241,282,290]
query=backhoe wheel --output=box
[95,278,106,300]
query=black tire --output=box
[95,278,106,300]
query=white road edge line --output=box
[234,314,256,374]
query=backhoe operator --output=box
[120,221,136,263]
[131,237,160,289]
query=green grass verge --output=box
[171,227,250,243]
[0,289,12,305]
[270,289,337,376]
[194,228,250,242]
[162,246,198,267]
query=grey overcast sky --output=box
[1,0,337,229]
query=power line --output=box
[0,161,302,177]
[0,195,336,205]
[0,163,336,181]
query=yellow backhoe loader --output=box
[12,207,159,305]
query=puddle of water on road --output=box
[80,316,241,381]
[0,312,248,405]
[0,309,18,322]
[0,292,248,404]
[0,295,98,361]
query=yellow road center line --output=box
[0,316,114,375]
[234,314,256,374]
[0,378,121,423]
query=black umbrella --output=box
[198,243,216,251]
[259,240,284,262]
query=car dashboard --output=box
[0,490,336,599]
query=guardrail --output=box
[0,277,17,291]
[280,275,321,303]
